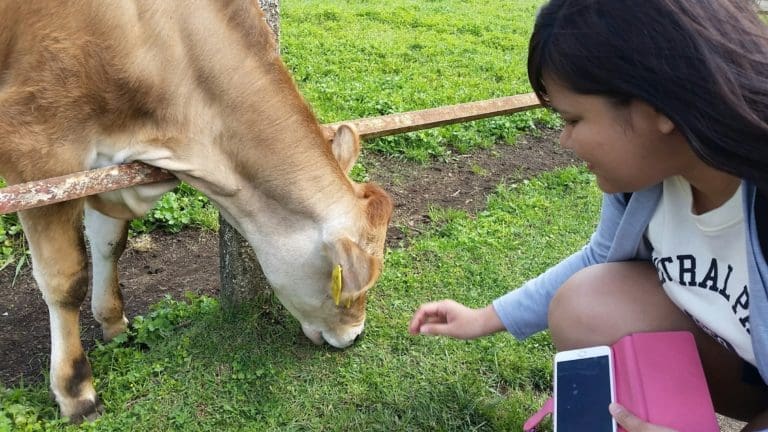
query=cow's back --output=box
[0,1,163,181]
[0,0,314,187]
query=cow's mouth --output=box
[301,324,364,348]
[302,326,325,345]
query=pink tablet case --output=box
[523,331,719,432]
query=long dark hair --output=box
[528,0,768,190]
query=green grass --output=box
[128,183,219,235]
[0,167,601,431]
[282,0,557,161]
[0,178,25,273]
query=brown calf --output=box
[0,0,392,421]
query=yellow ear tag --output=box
[331,264,343,306]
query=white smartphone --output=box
[553,345,617,432]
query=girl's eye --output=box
[564,119,579,126]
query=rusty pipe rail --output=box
[0,164,177,214]
[0,93,542,215]
[324,92,540,139]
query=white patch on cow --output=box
[300,321,364,348]
[301,324,325,345]
[84,208,128,339]
[322,322,365,349]
[321,203,360,239]
[48,300,99,415]
[89,139,181,217]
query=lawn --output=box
[281,0,558,160]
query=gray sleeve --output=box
[492,192,629,339]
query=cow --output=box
[0,0,393,422]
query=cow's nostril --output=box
[354,329,365,343]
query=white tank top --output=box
[647,176,753,365]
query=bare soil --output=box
[0,129,745,430]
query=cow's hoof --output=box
[65,397,104,424]
[101,315,129,342]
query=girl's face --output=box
[544,78,693,193]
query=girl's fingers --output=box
[409,301,448,334]
[418,323,447,336]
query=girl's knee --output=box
[547,266,607,347]
[547,262,667,350]
[549,270,589,325]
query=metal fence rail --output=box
[0,93,542,215]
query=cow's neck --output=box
[78,0,357,247]
[165,86,356,252]
[206,118,356,237]
[148,1,356,230]
[210,3,351,214]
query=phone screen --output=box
[556,355,613,432]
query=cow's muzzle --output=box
[301,323,364,348]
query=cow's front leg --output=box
[84,207,129,341]
[19,202,103,422]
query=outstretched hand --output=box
[610,403,678,432]
[408,300,503,340]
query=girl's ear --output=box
[656,112,676,134]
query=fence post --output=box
[219,0,281,311]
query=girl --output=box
[408,0,768,430]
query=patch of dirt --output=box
[367,130,577,248]
[0,231,222,387]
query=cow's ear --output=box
[330,123,361,175]
[325,237,381,304]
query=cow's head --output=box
[240,124,392,349]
